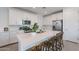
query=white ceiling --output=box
[19,7,63,16]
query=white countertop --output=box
[17,31,60,51]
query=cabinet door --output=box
[0,32,9,46]
[9,27,18,43]
[9,8,23,25]
[9,31,18,43]
[57,13,63,20]
[9,9,17,25]
[16,11,23,25]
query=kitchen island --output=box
[17,31,60,51]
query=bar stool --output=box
[54,32,63,51]
[30,45,41,51]
[47,37,55,51]
[61,32,64,47]
[41,40,49,51]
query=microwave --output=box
[22,20,31,25]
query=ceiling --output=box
[19,7,63,16]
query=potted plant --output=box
[32,23,39,32]
[19,26,32,33]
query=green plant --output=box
[32,23,39,32]
[19,26,31,31]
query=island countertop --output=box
[17,31,60,51]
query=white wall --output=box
[63,8,79,42]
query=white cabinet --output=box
[44,12,63,25]
[9,31,18,43]
[0,32,9,46]
[57,13,63,20]
[43,12,63,31]
[51,13,63,20]
[16,10,23,25]
[9,8,23,25]
[9,26,18,43]
[9,8,39,26]
[9,8,17,25]
[0,31,18,47]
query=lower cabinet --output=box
[9,31,18,43]
[0,31,18,47]
[9,26,18,44]
[0,32,9,47]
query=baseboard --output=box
[0,42,18,48]
[65,40,79,44]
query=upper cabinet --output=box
[51,12,63,20]
[9,8,23,25]
[9,8,39,26]
[43,12,63,31]
[43,12,63,25]
[57,13,63,20]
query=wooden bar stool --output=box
[47,37,55,51]
[54,32,63,51]
[30,45,41,51]
[41,41,49,51]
